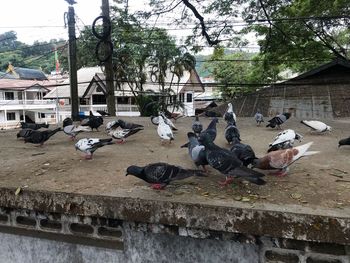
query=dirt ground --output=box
[1,116,350,210]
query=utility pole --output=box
[101,0,116,116]
[67,6,79,121]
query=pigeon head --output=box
[198,133,212,146]
[326,126,332,132]
[125,165,144,178]
[187,132,196,138]
[283,113,291,119]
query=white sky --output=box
[0,0,131,44]
[0,0,255,55]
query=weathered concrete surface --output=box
[0,187,349,246]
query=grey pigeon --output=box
[181,132,208,171]
[75,138,114,159]
[125,162,206,190]
[63,117,73,127]
[24,127,62,146]
[230,138,258,167]
[339,137,350,147]
[254,111,264,126]
[200,117,218,142]
[224,124,241,144]
[115,119,144,130]
[192,115,203,136]
[63,125,91,140]
[266,113,291,129]
[199,133,266,186]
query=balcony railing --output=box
[0,99,56,106]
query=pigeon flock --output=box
[13,104,349,191]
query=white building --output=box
[0,67,58,129]
[45,66,204,118]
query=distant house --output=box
[45,66,204,118]
[0,78,57,129]
[226,58,350,119]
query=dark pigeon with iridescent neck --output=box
[126,162,206,190]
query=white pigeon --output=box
[301,120,332,133]
[63,125,91,140]
[268,129,303,152]
[75,138,113,159]
[108,127,143,143]
[151,112,177,131]
[224,103,236,124]
[157,115,174,144]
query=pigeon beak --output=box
[125,173,129,176]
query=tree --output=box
[142,0,350,78]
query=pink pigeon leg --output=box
[219,176,234,187]
[151,184,166,190]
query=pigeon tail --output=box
[228,166,266,185]
[47,127,62,139]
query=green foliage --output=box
[0,31,67,73]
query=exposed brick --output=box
[265,250,299,263]
[306,257,342,263]
[307,242,346,255]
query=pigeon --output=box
[63,125,91,140]
[230,139,258,167]
[266,113,291,129]
[63,117,73,127]
[181,132,208,171]
[200,117,218,143]
[157,115,174,144]
[97,110,111,116]
[16,128,34,140]
[24,127,62,146]
[268,129,303,152]
[75,138,114,159]
[300,120,332,133]
[254,111,264,126]
[108,127,143,143]
[192,115,203,136]
[81,116,103,131]
[125,162,206,190]
[224,103,237,125]
[20,122,49,130]
[151,112,178,131]
[199,133,266,186]
[252,142,319,176]
[224,123,241,144]
[105,120,143,132]
[338,137,350,147]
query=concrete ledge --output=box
[0,187,349,245]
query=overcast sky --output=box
[0,0,140,44]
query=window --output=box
[186,93,193,103]
[38,113,45,118]
[5,92,14,100]
[6,112,16,121]
[117,97,129,104]
[92,94,106,105]
[179,93,185,102]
